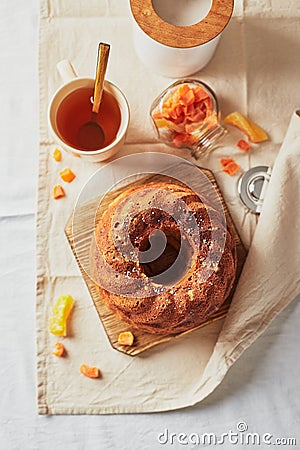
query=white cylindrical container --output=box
[130,0,234,78]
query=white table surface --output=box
[0,0,299,449]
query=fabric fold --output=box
[193,111,300,401]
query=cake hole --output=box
[139,230,193,286]
[152,0,212,27]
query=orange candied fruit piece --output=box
[80,364,101,379]
[221,157,234,167]
[60,168,76,183]
[118,331,135,346]
[237,139,251,152]
[53,184,65,200]
[220,157,240,176]
[152,83,214,149]
[53,148,62,162]
[224,111,268,143]
[223,162,240,176]
[52,342,65,357]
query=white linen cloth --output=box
[35,0,300,415]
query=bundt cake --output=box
[91,180,237,335]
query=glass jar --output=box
[150,79,226,159]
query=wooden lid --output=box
[130,0,234,48]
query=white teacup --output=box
[48,60,130,162]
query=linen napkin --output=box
[192,111,300,402]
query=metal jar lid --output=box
[238,166,272,214]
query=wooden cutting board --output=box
[65,163,247,356]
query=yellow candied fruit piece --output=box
[224,111,269,143]
[48,317,66,336]
[154,117,183,133]
[52,295,74,318]
[48,295,75,336]
[53,148,62,162]
[118,331,135,346]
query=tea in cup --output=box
[48,60,130,162]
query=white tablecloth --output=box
[0,0,299,448]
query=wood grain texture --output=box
[130,0,234,48]
[65,164,247,356]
